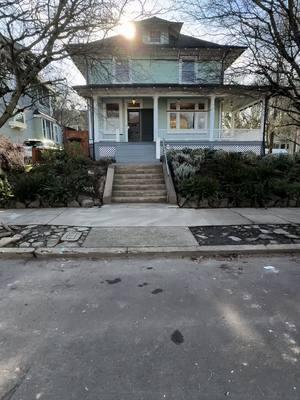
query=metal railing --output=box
[162,137,170,176]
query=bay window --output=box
[168,100,208,131]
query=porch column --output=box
[153,95,160,159]
[209,95,216,141]
[93,95,100,142]
[88,98,93,144]
[89,97,96,160]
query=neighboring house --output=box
[0,85,63,146]
[272,131,300,154]
[68,17,269,163]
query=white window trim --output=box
[167,99,209,133]
[179,58,197,84]
[103,100,123,139]
[112,57,132,84]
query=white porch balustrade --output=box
[158,128,261,142]
[213,128,261,141]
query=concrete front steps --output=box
[112,164,167,203]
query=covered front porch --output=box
[83,85,268,161]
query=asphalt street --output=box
[0,255,299,399]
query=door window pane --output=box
[128,111,140,124]
[182,61,195,83]
[180,112,194,129]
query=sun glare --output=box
[120,22,136,40]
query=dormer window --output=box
[149,30,161,43]
[181,60,196,83]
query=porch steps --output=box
[112,164,167,203]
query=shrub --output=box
[167,149,300,207]
[0,176,13,205]
[8,171,45,202]
[173,163,196,182]
[180,176,219,203]
[0,136,24,172]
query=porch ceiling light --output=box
[132,99,136,105]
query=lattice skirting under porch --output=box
[93,142,117,160]
[92,141,264,160]
[162,141,263,156]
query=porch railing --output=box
[213,128,261,141]
[158,128,261,142]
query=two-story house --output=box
[0,84,63,146]
[69,17,269,165]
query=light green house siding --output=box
[89,59,222,85]
[89,60,113,84]
[132,60,179,84]
[197,62,222,84]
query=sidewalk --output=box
[0,204,299,226]
[0,205,299,258]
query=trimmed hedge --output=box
[168,149,300,208]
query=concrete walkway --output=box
[0,205,299,227]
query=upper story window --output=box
[42,119,54,140]
[149,30,161,43]
[114,59,130,83]
[181,60,196,83]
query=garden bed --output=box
[167,149,300,208]
[0,149,112,208]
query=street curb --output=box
[35,247,127,257]
[1,243,300,259]
[0,248,35,258]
